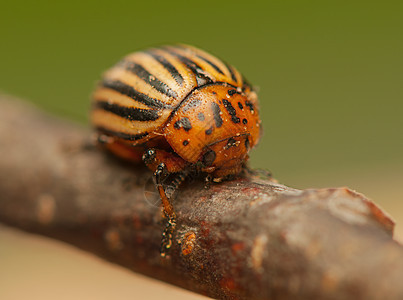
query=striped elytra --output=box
[91,44,262,255]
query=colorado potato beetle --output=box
[91,45,262,255]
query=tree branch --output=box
[0,96,402,300]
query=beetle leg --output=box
[153,163,176,221]
[168,172,187,196]
[143,150,189,256]
[153,163,177,257]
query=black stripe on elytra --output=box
[122,61,178,98]
[245,100,255,112]
[211,102,223,128]
[95,101,159,122]
[163,48,213,86]
[147,51,184,86]
[101,79,168,109]
[222,99,240,124]
[96,126,149,141]
[224,62,238,83]
[195,54,225,75]
[174,117,192,131]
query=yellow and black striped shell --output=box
[91,44,261,178]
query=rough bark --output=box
[0,96,402,300]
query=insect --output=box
[91,44,261,255]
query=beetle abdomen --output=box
[91,45,252,146]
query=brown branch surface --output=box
[0,96,402,300]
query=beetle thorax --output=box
[164,83,260,177]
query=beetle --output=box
[91,44,261,255]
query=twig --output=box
[0,96,402,300]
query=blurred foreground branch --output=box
[0,96,402,300]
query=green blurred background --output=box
[1,0,402,237]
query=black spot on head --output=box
[183,140,189,146]
[174,117,192,131]
[182,119,192,131]
[182,98,202,112]
[222,99,240,124]
[202,149,216,166]
[238,102,244,110]
[245,137,250,150]
[228,89,238,96]
[205,127,213,135]
[197,112,205,121]
[242,118,248,125]
[211,102,223,128]
[212,91,217,95]
[245,101,255,112]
